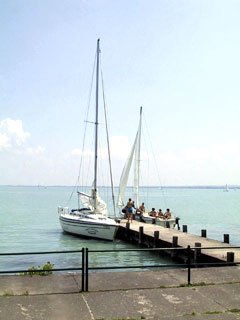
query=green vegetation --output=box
[228,309,240,313]
[179,282,215,288]
[183,312,196,316]
[203,311,222,315]
[20,262,54,276]
[96,318,145,320]
[3,292,13,297]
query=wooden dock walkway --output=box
[118,220,240,263]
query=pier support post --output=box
[126,222,130,240]
[224,234,230,244]
[139,226,144,245]
[153,231,159,247]
[194,242,201,263]
[172,236,178,258]
[201,229,207,238]
[183,225,188,233]
[152,218,156,224]
[172,236,178,247]
[227,252,234,263]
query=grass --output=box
[228,309,240,313]
[179,282,215,288]
[183,312,196,316]
[96,318,145,320]
[2,292,14,297]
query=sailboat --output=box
[58,39,119,241]
[224,184,229,192]
[117,107,177,229]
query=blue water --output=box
[0,186,239,273]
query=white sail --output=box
[117,132,138,207]
[117,107,142,208]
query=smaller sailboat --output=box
[223,184,229,192]
[117,107,177,229]
[58,39,119,241]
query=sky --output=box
[1,0,240,186]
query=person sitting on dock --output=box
[157,209,164,218]
[126,198,134,223]
[164,208,171,219]
[136,202,145,215]
[149,208,157,217]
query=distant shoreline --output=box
[1,185,239,189]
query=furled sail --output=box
[79,188,108,216]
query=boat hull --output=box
[59,215,118,241]
[141,214,176,229]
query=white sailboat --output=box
[224,184,229,192]
[117,107,177,229]
[58,39,119,241]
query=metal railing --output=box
[0,249,85,291]
[85,246,240,291]
[1,246,239,292]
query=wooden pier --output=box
[117,220,240,264]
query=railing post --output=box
[187,245,191,285]
[86,248,89,292]
[183,225,188,233]
[82,248,85,292]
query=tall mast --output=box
[134,106,142,208]
[93,39,100,212]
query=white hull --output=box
[141,214,176,229]
[59,212,118,241]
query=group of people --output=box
[123,198,172,222]
[148,208,172,219]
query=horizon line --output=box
[0,184,239,188]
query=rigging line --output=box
[142,113,168,209]
[66,49,97,206]
[100,55,117,218]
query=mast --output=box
[93,39,100,212]
[134,106,142,208]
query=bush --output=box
[20,262,54,276]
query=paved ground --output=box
[0,266,240,320]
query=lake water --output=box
[0,185,239,273]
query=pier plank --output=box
[119,220,240,262]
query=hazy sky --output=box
[1,0,240,186]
